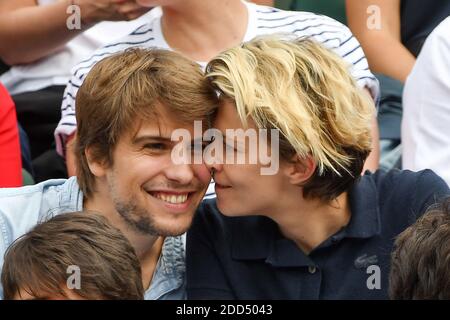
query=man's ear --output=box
[85,146,108,178]
[283,154,316,186]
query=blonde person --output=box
[185,36,450,299]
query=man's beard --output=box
[107,171,200,237]
[114,199,160,236]
[112,195,193,237]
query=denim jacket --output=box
[0,177,186,300]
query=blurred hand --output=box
[74,0,152,25]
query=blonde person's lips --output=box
[215,182,232,191]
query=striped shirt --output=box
[55,2,379,198]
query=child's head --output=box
[1,212,144,300]
[389,197,450,299]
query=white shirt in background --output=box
[402,16,450,186]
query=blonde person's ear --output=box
[283,155,316,186]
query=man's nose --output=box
[164,162,195,185]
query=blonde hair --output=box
[206,35,375,200]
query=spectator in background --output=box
[402,17,450,186]
[346,0,450,83]
[389,197,450,300]
[59,0,380,183]
[0,83,22,187]
[2,212,144,300]
[0,0,155,181]
[346,0,450,171]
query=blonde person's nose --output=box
[206,161,223,176]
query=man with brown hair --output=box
[1,212,144,300]
[0,47,218,299]
[389,197,450,300]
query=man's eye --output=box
[144,143,166,150]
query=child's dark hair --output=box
[389,197,450,299]
[1,212,144,300]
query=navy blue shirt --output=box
[186,170,450,299]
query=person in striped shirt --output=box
[56,0,380,195]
